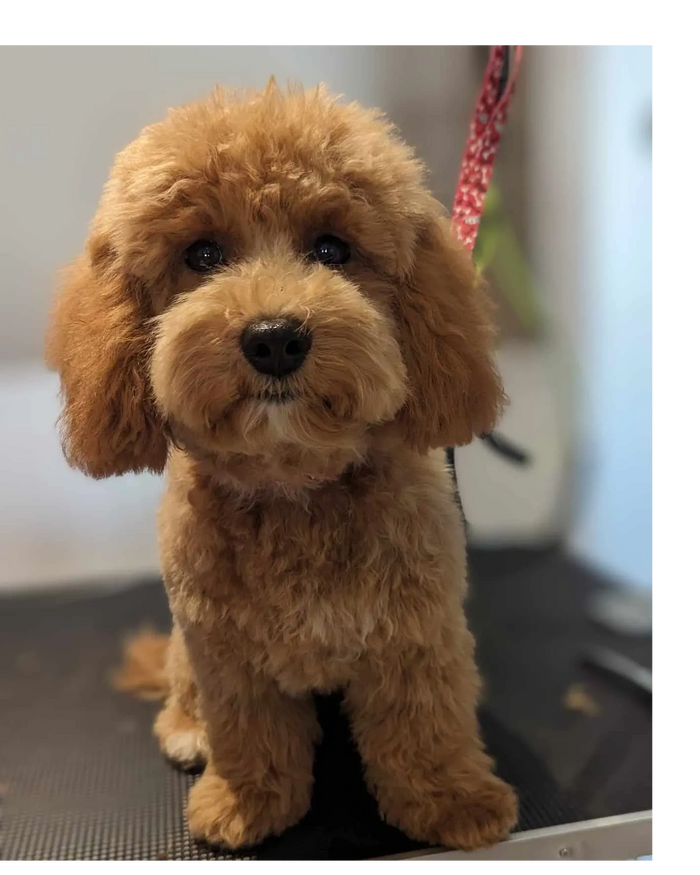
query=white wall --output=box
[0,363,164,590]
[526,47,652,590]
[569,46,652,590]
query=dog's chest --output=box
[235,529,385,641]
[224,497,394,689]
[165,464,463,694]
[267,589,381,691]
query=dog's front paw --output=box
[187,766,311,850]
[431,774,518,851]
[382,771,518,852]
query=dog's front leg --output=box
[181,624,320,850]
[345,628,518,852]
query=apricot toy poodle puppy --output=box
[46,83,518,853]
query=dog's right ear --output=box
[45,233,168,479]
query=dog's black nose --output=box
[240,319,312,378]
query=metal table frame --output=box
[380,810,652,861]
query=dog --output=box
[46,82,518,853]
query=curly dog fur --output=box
[46,82,518,852]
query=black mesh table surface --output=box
[0,580,579,860]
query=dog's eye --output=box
[184,239,224,272]
[310,235,350,267]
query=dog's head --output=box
[46,85,505,488]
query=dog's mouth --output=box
[205,389,343,435]
[254,389,296,404]
[252,390,336,413]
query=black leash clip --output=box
[480,431,530,466]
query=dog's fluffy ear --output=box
[395,215,506,452]
[45,236,167,478]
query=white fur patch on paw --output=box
[162,729,207,765]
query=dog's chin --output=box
[165,394,386,493]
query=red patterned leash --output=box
[451,46,529,465]
[452,46,524,253]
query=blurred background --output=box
[0,46,652,858]
[0,45,651,598]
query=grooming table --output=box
[0,578,651,861]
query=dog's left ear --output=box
[395,215,506,452]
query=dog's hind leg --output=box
[154,622,209,770]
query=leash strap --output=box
[452,46,523,252]
[451,46,529,466]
